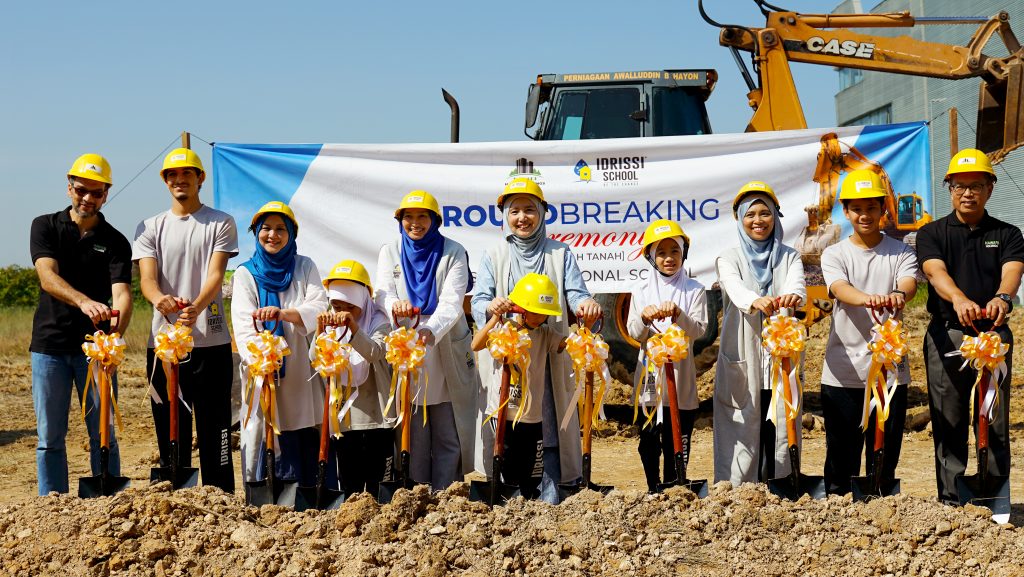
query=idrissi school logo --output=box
[574,159,592,182]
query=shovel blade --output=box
[657,478,709,498]
[557,481,614,501]
[469,479,521,507]
[78,473,131,499]
[150,466,200,490]
[956,473,1011,523]
[768,474,827,501]
[294,486,345,511]
[851,476,901,502]
[377,479,417,504]
[245,478,298,507]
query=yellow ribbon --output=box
[153,322,193,363]
[946,331,1010,422]
[384,326,427,426]
[762,313,805,426]
[861,318,907,432]
[81,330,126,433]
[241,331,291,435]
[635,324,689,428]
[311,329,355,434]
[562,325,612,430]
[484,321,532,427]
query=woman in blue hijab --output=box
[713,181,806,487]
[375,190,479,492]
[231,201,328,501]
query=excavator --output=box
[517,1,1024,355]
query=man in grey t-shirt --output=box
[133,148,237,493]
[820,170,918,496]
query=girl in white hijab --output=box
[626,219,707,492]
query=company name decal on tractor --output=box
[805,37,875,59]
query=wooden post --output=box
[181,131,191,150]
[949,108,958,155]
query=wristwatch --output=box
[890,289,907,297]
[996,293,1014,313]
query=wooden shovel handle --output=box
[977,370,990,450]
[781,358,799,448]
[582,371,594,455]
[493,362,512,457]
[665,361,684,455]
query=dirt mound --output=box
[3,482,1023,576]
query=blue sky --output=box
[5,0,843,267]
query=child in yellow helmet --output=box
[472,273,567,499]
[627,220,707,493]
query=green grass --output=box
[907,282,929,309]
[0,305,151,359]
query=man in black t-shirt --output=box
[29,154,133,495]
[916,148,1024,506]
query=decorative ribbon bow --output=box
[634,324,689,428]
[485,320,532,427]
[241,330,291,435]
[149,322,194,407]
[561,325,612,431]
[762,312,805,426]
[384,326,427,426]
[81,329,126,432]
[310,326,356,434]
[861,318,908,431]
[945,331,1010,422]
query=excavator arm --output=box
[708,3,1024,158]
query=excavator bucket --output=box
[978,63,1024,162]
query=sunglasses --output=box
[71,185,107,198]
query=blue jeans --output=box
[31,352,120,495]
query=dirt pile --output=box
[2,482,1023,577]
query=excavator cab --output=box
[525,70,717,140]
[895,193,929,229]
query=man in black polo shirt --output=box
[29,153,133,495]
[916,148,1024,505]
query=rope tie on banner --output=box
[861,318,907,432]
[945,331,1010,422]
[241,330,291,435]
[384,326,426,426]
[762,312,805,426]
[634,324,689,428]
[150,322,194,408]
[484,320,532,427]
[81,329,126,432]
[310,326,355,434]
[560,324,612,431]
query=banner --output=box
[213,122,930,293]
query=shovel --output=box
[470,360,523,506]
[767,357,826,501]
[245,313,298,507]
[956,368,1011,523]
[656,358,708,497]
[851,370,901,501]
[79,310,131,498]
[378,308,423,503]
[296,325,348,511]
[149,359,200,490]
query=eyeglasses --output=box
[71,185,107,198]
[949,183,988,197]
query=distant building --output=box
[832,0,1024,229]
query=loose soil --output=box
[1,308,1024,575]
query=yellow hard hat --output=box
[840,169,887,200]
[945,148,996,181]
[509,272,562,316]
[641,219,691,257]
[322,259,373,295]
[394,190,441,220]
[497,177,546,210]
[249,201,299,233]
[161,148,205,178]
[732,180,781,218]
[67,153,112,185]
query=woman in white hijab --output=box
[470,177,601,504]
[627,219,707,493]
[713,181,805,487]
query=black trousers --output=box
[758,389,778,482]
[147,344,234,493]
[638,407,696,492]
[334,428,394,498]
[925,322,1012,503]
[821,383,907,496]
[502,421,544,497]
